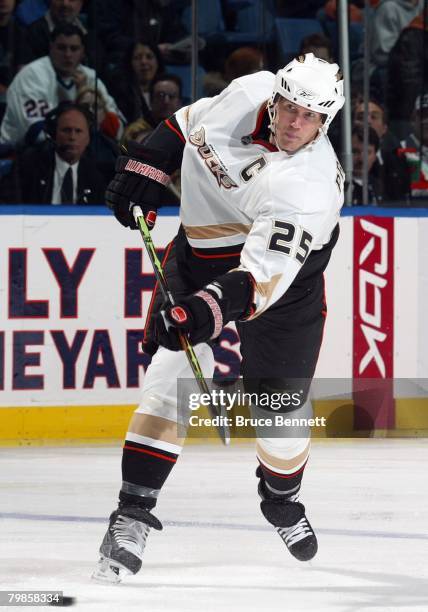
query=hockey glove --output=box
[154,271,255,351]
[154,289,223,351]
[106,140,171,229]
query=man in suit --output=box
[17,101,106,204]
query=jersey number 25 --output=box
[268,220,313,265]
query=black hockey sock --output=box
[256,460,307,498]
[119,439,179,510]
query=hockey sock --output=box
[120,437,182,510]
[257,462,306,498]
[256,437,310,498]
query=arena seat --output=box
[275,18,323,63]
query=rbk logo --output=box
[358,219,389,377]
[297,89,315,100]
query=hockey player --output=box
[93,53,345,582]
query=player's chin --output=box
[278,138,301,152]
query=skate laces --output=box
[278,516,313,547]
[111,515,150,558]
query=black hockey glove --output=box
[155,289,223,351]
[106,141,172,229]
[154,271,255,351]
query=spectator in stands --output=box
[75,86,120,182]
[121,117,153,147]
[0,23,121,146]
[224,47,265,81]
[353,97,399,153]
[0,0,31,119]
[352,125,380,204]
[150,73,182,127]
[352,125,410,205]
[16,101,106,204]
[26,0,82,54]
[25,0,102,68]
[397,94,428,201]
[76,86,121,141]
[353,96,410,201]
[386,9,428,138]
[204,46,265,97]
[95,0,187,67]
[107,40,164,126]
[15,0,48,26]
[369,0,422,94]
[299,33,334,62]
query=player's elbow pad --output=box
[124,115,185,175]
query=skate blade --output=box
[91,556,132,584]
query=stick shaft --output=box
[132,206,230,444]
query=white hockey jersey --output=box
[0,56,121,145]
[175,71,344,318]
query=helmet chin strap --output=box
[271,131,284,152]
[267,98,275,130]
[267,99,286,152]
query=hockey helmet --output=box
[268,53,345,133]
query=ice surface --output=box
[1,440,427,612]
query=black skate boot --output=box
[257,467,318,562]
[92,504,163,583]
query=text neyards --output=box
[1,248,241,391]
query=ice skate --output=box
[92,505,162,583]
[257,469,318,562]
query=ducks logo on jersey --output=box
[189,126,238,190]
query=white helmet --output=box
[268,53,345,134]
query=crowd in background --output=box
[0,0,427,207]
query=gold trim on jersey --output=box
[228,271,283,320]
[184,105,192,131]
[128,413,184,446]
[244,274,283,320]
[254,273,282,299]
[256,440,310,472]
[184,223,252,240]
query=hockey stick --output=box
[132,205,230,445]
